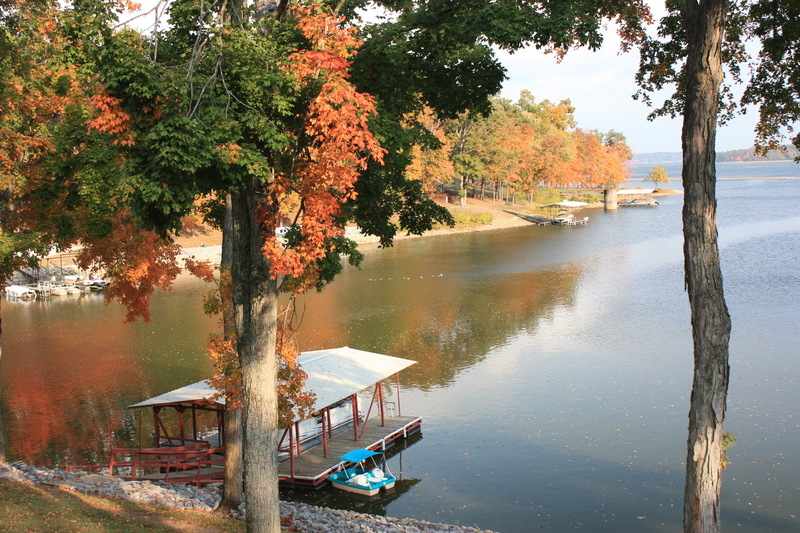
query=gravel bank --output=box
[1,462,496,532]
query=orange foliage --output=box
[184,258,216,283]
[275,322,316,426]
[203,267,315,425]
[206,334,243,409]
[76,215,182,322]
[262,6,385,290]
[407,109,455,193]
[568,129,631,187]
[88,91,136,146]
[0,21,81,197]
[206,311,315,425]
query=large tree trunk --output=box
[681,1,732,532]
[221,193,244,510]
[0,299,5,463]
[231,183,281,533]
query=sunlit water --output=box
[2,161,800,532]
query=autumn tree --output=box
[567,129,631,188]
[443,93,630,200]
[11,2,655,532]
[406,109,456,195]
[648,164,670,188]
[0,0,152,461]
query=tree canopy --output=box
[2,1,658,531]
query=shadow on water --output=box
[0,276,217,466]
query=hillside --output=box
[633,145,799,164]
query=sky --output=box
[495,19,758,156]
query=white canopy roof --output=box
[129,346,416,412]
[544,200,590,208]
[299,346,416,411]
[129,380,221,409]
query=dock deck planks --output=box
[278,415,421,486]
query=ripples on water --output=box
[3,163,800,532]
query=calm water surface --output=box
[2,161,800,532]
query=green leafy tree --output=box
[743,1,800,154]
[647,164,670,188]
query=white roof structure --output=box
[129,380,222,409]
[617,188,656,195]
[544,200,590,208]
[129,346,416,412]
[299,346,416,411]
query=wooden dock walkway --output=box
[278,415,421,488]
[504,209,553,225]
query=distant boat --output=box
[619,197,659,207]
[83,278,110,291]
[5,285,36,299]
[327,449,396,497]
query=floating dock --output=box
[278,415,421,488]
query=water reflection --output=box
[1,276,218,466]
[1,171,799,532]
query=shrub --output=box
[452,212,472,225]
[474,213,493,225]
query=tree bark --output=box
[0,299,6,463]
[231,183,280,533]
[221,193,244,510]
[681,1,732,532]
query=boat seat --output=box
[369,468,385,481]
[352,474,370,486]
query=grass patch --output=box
[0,479,245,532]
[451,212,494,226]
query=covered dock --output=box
[124,347,421,488]
[542,200,590,225]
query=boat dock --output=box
[278,415,421,488]
[505,206,590,227]
[504,210,554,225]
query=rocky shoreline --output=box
[1,461,495,533]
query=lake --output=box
[2,160,800,532]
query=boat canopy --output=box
[341,448,382,462]
[129,346,416,412]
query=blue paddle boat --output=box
[327,449,396,496]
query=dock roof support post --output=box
[192,405,198,441]
[153,407,161,447]
[395,373,402,416]
[351,393,360,442]
[322,408,329,458]
[177,406,186,444]
[218,408,226,447]
[295,421,301,456]
[378,380,385,427]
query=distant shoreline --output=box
[629,176,800,181]
[716,176,800,180]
